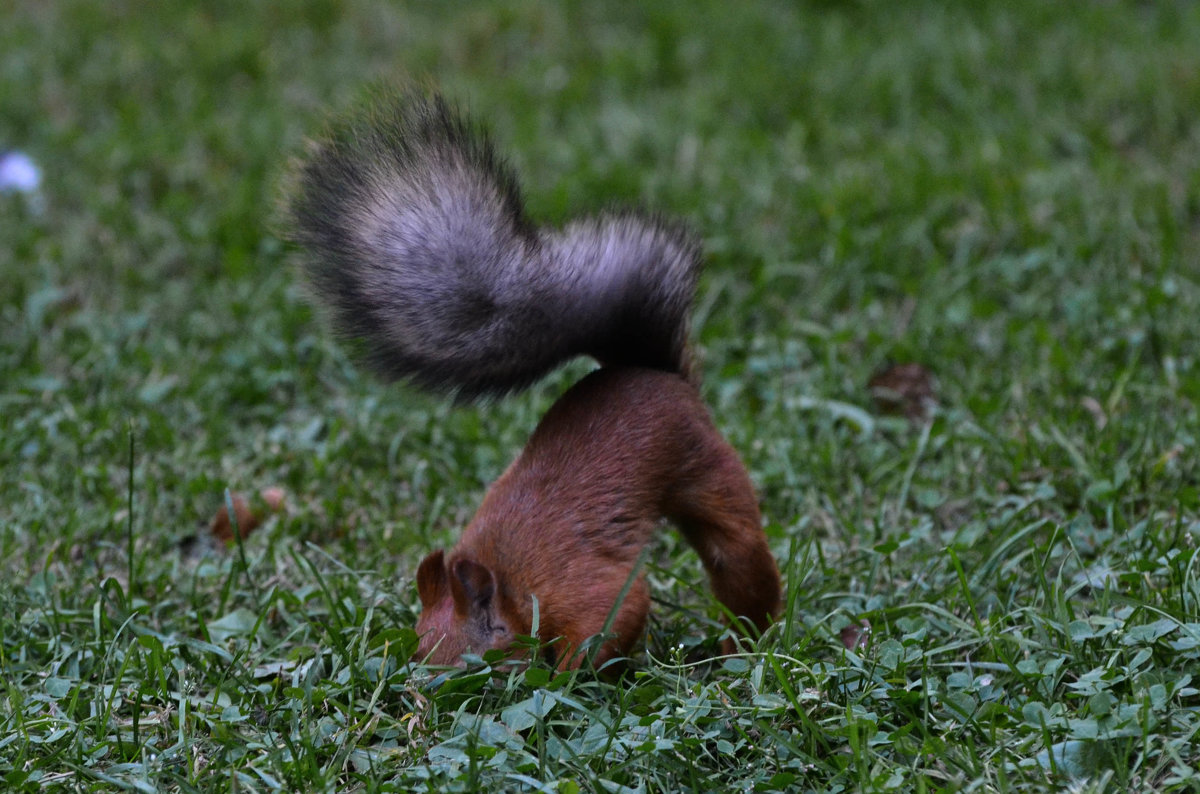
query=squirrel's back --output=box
[286,93,701,399]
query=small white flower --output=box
[0,150,40,192]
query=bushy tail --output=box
[285,92,700,399]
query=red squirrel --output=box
[285,92,782,669]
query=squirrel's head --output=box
[413,549,516,665]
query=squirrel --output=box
[285,92,782,669]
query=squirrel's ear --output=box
[449,557,496,616]
[416,549,447,608]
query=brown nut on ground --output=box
[210,487,286,543]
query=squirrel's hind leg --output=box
[667,439,782,654]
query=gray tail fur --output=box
[285,92,700,399]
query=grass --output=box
[2,0,1199,790]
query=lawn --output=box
[2,1,1199,791]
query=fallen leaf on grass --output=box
[868,362,936,422]
[210,487,287,543]
[841,619,872,651]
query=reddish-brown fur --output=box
[414,367,782,669]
